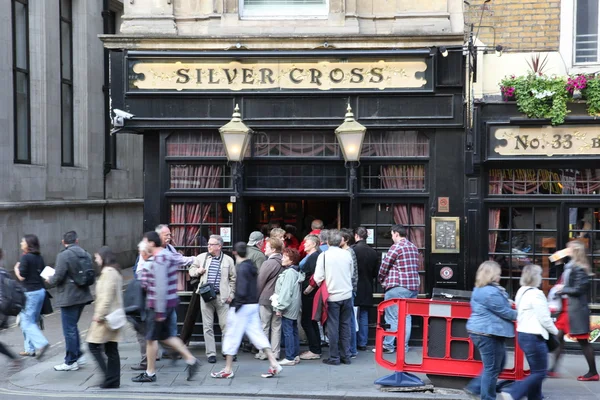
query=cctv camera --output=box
[113,109,134,119]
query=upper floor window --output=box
[575,0,600,63]
[13,0,30,163]
[240,0,328,19]
[60,0,74,166]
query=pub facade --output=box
[102,0,468,340]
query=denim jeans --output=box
[356,307,369,348]
[465,334,506,400]
[169,308,178,337]
[61,304,85,365]
[383,286,418,351]
[326,298,353,363]
[504,333,547,400]
[281,317,300,361]
[20,289,49,353]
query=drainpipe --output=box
[101,0,114,246]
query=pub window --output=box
[166,131,226,157]
[360,202,427,294]
[575,0,599,63]
[251,131,341,158]
[488,206,558,298]
[13,0,30,163]
[361,131,430,158]
[489,168,600,195]
[360,164,426,191]
[169,164,232,190]
[245,164,347,190]
[240,0,328,19]
[170,201,233,291]
[60,0,74,166]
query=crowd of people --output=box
[0,220,597,397]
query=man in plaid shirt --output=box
[376,224,420,354]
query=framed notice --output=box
[431,217,460,254]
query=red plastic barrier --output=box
[375,298,528,380]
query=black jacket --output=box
[301,250,321,291]
[561,265,591,335]
[48,244,94,308]
[232,259,259,310]
[352,240,379,306]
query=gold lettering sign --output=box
[493,126,600,156]
[130,59,428,91]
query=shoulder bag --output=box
[198,255,222,303]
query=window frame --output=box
[60,0,74,167]
[12,0,31,164]
[239,0,329,19]
[561,0,600,71]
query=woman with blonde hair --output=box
[498,265,557,400]
[548,241,598,381]
[465,261,517,400]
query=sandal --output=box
[19,351,35,357]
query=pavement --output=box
[0,268,599,399]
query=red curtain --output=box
[170,165,223,189]
[364,131,429,157]
[392,204,426,292]
[166,132,225,157]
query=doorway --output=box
[246,199,349,240]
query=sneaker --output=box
[350,353,357,359]
[207,355,217,364]
[132,372,156,383]
[322,358,340,366]
[77,355,87,366]
[372,347,394,354]
[54,362,79,371]
[299,351,321,360]
[211,369,235,379]
[186,359,200,381]
[341,358,352,365]
[261,364,282,378]
[294,356,300,363]
[131,363,147,371]
[279,358,297,366]
[35,344,49,360]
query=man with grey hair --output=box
[189,235,236,364]
[247,231,266,271]
[299,219,324,258]
[313,230,354,365]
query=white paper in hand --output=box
[40,266,55,280]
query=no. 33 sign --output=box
[492,126,600,156]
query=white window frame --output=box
[239,0,328,19]
[561,0,600,72]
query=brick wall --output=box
[465,0,560,51]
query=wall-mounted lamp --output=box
[439,46,449,58]
[219,104,253,162]
[495,45,503,57]
[335,104,366,162]
[227,202,234,213]
[269,205,275,212]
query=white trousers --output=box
[222,304,271,356]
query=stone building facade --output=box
[1,0,143,267]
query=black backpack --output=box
[0,270,26,316]
[67,248,96,287]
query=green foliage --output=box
[583,76,600,116]
[512,74,569,125]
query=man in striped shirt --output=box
[132,231,200,383]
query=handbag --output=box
[546,333,560,352]
[105,308,126,330]
[40,290,53,315]
[547,285,562,314]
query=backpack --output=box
[0,270,26,316]
[67,248,96,287]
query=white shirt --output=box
[515,286,558,339]
[313,246,353,302]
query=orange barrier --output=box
[375,298,528,381]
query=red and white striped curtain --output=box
[170,165,223,189]
[392,204,426,293]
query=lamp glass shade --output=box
[336,131,365,162]
[226,202,234,213]
[220,131,250,162]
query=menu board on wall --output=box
[431,217,460,253]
